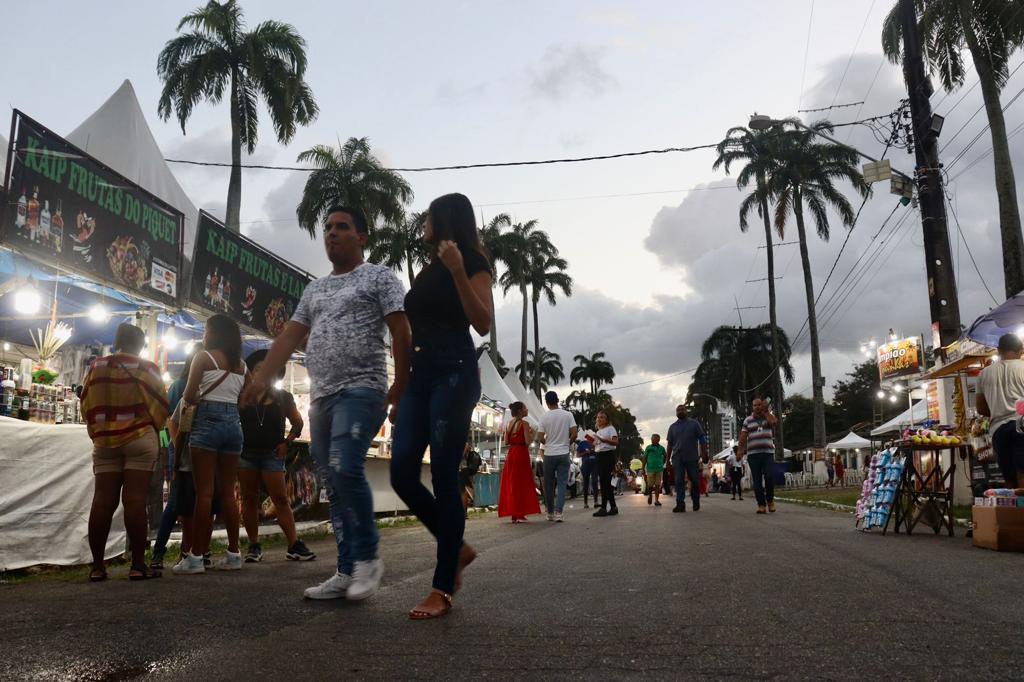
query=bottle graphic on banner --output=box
[15,187,27,233]
[27,187,40,241]
[204,270,212,301]
[217,276,224,308]
[40,200,52,248]
[52,200,64,253]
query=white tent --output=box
[66,80,199,263]
[826,431,873,450]
[478,352,542,428]
[712,447,733,461]
[870,400,929,436]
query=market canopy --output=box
[712,447,733,461]
[826,432,873,450]
[0,132,7,179]
[478,352,542,428]
[870,400,928,436]
[65,80,199,266]
[964,291,1024,348]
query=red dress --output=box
[498,420,541,520]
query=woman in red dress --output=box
[498,402,541,523]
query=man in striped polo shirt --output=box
[738,398,778,515]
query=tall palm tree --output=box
[528,253,573,396]
[713,125,786,454]
[764,121,870,451]
[294,137,413,237]
[157,0,317,232]
[691,324,795,415]
[884,0,1024,297]
[367,211,428,287]
[479,213,513,365]
[570,352,616,395]
[514,347,565,396]
[499,220,552,385]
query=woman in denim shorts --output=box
[173,314,248,575]
[238,349,314,563]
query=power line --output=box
[826,0,878,109]
[946,195,999,305]
[162,116,889,174]
[606,367,698,393]
[799,101,865,114]
[797,0,817,112]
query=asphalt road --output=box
[3,492,1022,681]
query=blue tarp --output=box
[965,292,1024,348]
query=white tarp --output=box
[870,400,929,436]
[0,417,125,570]
[478,352,543,428]
[66,80,199,263]
[826,431,873,450]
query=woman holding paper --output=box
[498,402,541,522]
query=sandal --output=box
[149,557,164,571]
[88,568,107,583]
[129,565,162,581]
[454,544,477,594]
[409,590,452,620]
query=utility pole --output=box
[898,0,961,347]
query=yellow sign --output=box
[877,337,923,382]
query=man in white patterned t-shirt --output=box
[738,398,778,515]
[244,205,412,603]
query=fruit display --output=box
[902,425,963,447]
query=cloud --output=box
[436,81,489,103]
[528,44,618,102]
[644,180,748,269]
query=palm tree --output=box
[713,125,786,453]
[367,211,428,287]
[479,213,513,365]
[528,253,573,395]
[883,0,1024,297]
[294,137,412,237]
[514,348,565,397]
[498,220,552,385]
[570,352,616,395]
[157,0,317,232]
[764,121,870,451]
[691,324,795,415]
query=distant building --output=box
[709,407,737,454]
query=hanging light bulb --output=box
[859,344,867,354]
[14,286,41,315]
[274,380,284,390]
[2,342,9,352]
[184,340,196,355]
[868,339,877,349]
[876,390,885,399]
[161,371,171,383]
[88,305,110,323]
[893,384,903,393]
[889,394,898,403]
[162,327,178,350]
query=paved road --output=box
[3,492,1022,681]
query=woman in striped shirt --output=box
[81,323,169,581]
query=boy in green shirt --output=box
[644,434,667,507]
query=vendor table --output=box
[885,442,971,537]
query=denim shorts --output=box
[239,449,286,473]
[189,401,243,455]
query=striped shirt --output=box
[81,354,169,449]
[742,415,775,455]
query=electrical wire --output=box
[826,0,878,109]
[797,0,817,112]
[946,195,1000,305]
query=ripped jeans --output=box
[309,387,387,575]
[390,334,480,595]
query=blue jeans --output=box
[153,476,179,559]
[543,454,570,514]
[674,457,701,510]
[747,452,775,507]
[309,387,387,575]
[581,456,599,504]
[391,334,480,595]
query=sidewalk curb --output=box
[776,496,971,527]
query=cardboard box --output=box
[972,506,1024,552]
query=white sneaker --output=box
[547,513,555,522]
[304,572,352,600]
[171,552,205,575]
[555,512,564,522]
[216,551,242,571]
[346,559,384,601]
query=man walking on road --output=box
[244,205,411,601]
[739,398,778,515]
[727,445,744,501]
[537,391,577,522]
[666,404,709,513]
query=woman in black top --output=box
[391,193,493,619]
[238,350,314,562]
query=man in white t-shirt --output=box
[977,333,1024,487]
[537,391,578,522]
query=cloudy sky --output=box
[3,0,1020,436]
